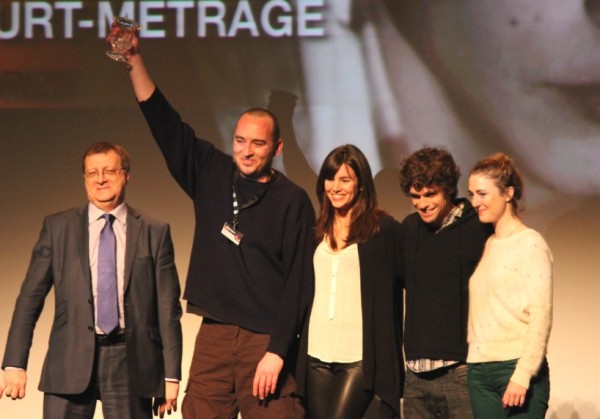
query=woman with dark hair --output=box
[296,144,404,419]
[467,153,553,418]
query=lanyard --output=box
[232,168,278,230]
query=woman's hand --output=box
[502,380,527,408]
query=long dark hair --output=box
[316,144,385,250]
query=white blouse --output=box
[308,240,363,363]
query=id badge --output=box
[221,222,243,245]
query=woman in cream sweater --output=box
[466,153,553,418]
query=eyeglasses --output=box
[84,168,125,179]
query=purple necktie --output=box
[97,214,118,335]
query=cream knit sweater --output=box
[467,228,553,388]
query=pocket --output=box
[132,256,154,281]
[404,368,418,387]
[134,255,153,264]
[500,359,518,369]
[148,326,163,348]
[452,363,468,385]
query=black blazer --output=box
[2,204,182,397]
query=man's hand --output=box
[0,369,27,400]
[106,21,140,61]
[252,352,284,400]
[502,380,527,409]
[152,381,179,417]
[107,20,156,102]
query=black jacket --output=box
[296,215,404,414]
[401,199,493,361]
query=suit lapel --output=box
[124,205,142,292]
[76,205,92,287]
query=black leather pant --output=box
[306,356,373,419]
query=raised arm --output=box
[107,24,221,198]
[106,23,155,101]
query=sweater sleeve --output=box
[138,88,218,198]
[266,191,316,358]
[510,232,553,388]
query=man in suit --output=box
[0,142,183,419]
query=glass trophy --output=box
[106,17,141,63]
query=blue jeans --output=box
[467,359,550,419]
[402,363,473,419]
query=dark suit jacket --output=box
[2,204,183,397]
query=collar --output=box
[436,201,465,233]
[88,202,128,227]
